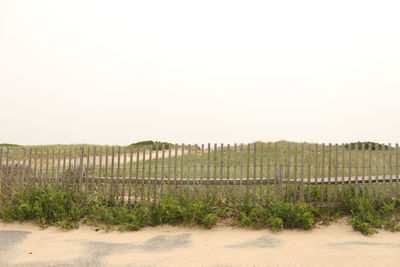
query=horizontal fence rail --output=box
[0,142,399,204]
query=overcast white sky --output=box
[1,0,399,145]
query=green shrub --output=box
[237,202,318,231]
[344,142,389,150]
[342,195,400,235]
[0,187,86,228]
[128,141,172,150]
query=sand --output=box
[1,220,400,266]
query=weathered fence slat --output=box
[396,144,399,198]
[388,144,393,199]
[253,143,257,203]
[154,144,158,203]
[361,144,365,197]
[161,144,165,198]
[122,146,127,204]
[259,143,264,203]
[128,146,133,204]
[148,145,152,202]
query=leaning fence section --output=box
[0,142,399,204]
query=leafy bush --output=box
[237,202,318,231]
[342,195,400,235]
[0,187,86,229]
[128,141,172,150]
[344,142,389,150]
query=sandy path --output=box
[1,220,400,267]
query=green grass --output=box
[1,186,399,235]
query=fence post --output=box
[79,147,84,192]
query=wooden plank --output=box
[56,149,61,187]
[0,148,2,190]
[259,143,264,203]
[334,144,338,201]
[187,144,191,190]
[361,143,366,197]
[355,143,359,196]
[348,144,351,196]
[135,147,140,203]
[128,146,133,204]
[79,147,84,192]
[388,144,393,199]
[92,147,97,188]
[39,149,44,185]
[292,143,297,201]
[220,143,224,195]
[227,144,230,199]
[14,148,20,191]
[4,149,10,194]
[266,142,271,202]
[214,143,217,198]
[98,147,103,192]
[27,148,33,190]
[22,148,27,190]
[110,147,115,197]
[105,147,109,196]
[274,142,278,201]
[141,146,146,201]
[327,143,332,201]
[34,148,38,187]
[315,144,319,201]
[85,147,90,194]
[200,144,205,197]
[239,144,244,202]
[341,144,345,199]
[181,144,184,195]
[19,174,399,186]
[117,146,121,199]
[167,145,172,195]
[246,144,251,199]
[375,144,380,199]
[233,143,237,201]
[279,143,284,201]
[154,144,158,203]
[148,145,152,202]
[174,144,178,193]
[396,143,399,198]
[300,143,304,202]
[193,144,198,197]
[51,149,55,188]
[253,143,257,203]
[307,144,311,202]
[382,145,386,198]
[161,144,165,199]
[368,144,372,198]
[207,143,211,198]
[45,149,49,184]
[122,146,127,204]
[287,142,291,201]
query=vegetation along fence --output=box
[0,141,399,204]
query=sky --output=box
[1,0,400,145]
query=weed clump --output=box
[236,202,318,231]
[342,195,400,235]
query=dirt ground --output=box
[1,220,400,267]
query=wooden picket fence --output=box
[0,142,399,204]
